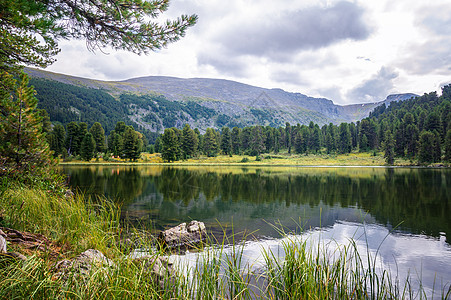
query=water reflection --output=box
[161,222,451,299]
[62,166,451,243]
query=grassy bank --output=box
[1,181,449,299]
[60,151,437,167]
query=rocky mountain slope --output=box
[25,67,417,132]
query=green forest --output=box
[32,75,450,165]
[36,82,451,164]
[156,85,451,164]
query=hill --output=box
[26,68,416,136]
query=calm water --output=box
[61,165,451,295]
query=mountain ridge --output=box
[25,67,417,132]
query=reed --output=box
[1,182,120,254]
[1,182,450,299]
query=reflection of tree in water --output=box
[64,166,146,204]
[153,167,450,240]
[63,166,450,242]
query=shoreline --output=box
[57,152,450,168]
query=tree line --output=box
[156,85,451,164]
[46,121,146,161]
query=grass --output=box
[61,150,426,167]
[0,182,120,255]
[1,178,450,299]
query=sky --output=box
[46,0,451,105]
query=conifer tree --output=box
[161,128,179,162]
[338,123,352,154]
[80,132,96,161]
[445,128,451,162]
[0,0,197,72]
[220,127,232,155]
[0,72,54,173]
[294,131,304,154]
[65,121,81,156]
[250,126,265,156]
[90,122,106,153]
[182,124,198,159]
[384,130,395,165]
[231,127,241,155]
[47,123,66,156]
[285,122,292,154]
[122,126,140,161]
[418,131,435,163]
[203,128,218,157]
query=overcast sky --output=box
[46,0,451,105]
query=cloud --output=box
[396,4,451,76]
[215,1,371,60]
[317,86,344,103]
[269,69,305,86]
[346,67,399,103]
[197,53,249,77]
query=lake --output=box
[61,165,451,296]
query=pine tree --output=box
[273,129,280,154]
[65,122,81,156]
[360,134,368,152]
[1,0,197,72]
[47,123,66,156]
[418,131,435,163]
[338,123,352,154]
[182,124,198,159]
[220,127,232,155]
[294,130,304,154]
[231,127,241,155]
[285,122,292,154]
[203,128,218,157]
[309,125,321,153]
[250,126,265,156]
[161,128,179,162]
[122,126,140,161]
[445,128,451,162]
[90,122,106,153]
[405,124,418,158]
[0,72,55,173]
[80,132,96,161]
[384,130,395,165]
[154,136,163,153]
[108,130,123,157]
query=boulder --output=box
[0,235,6,254]
[158,221,207,250]
[53,249,114,281]
[133,255,176,288]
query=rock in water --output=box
[158,221,206,250]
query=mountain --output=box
[25,67,417,134]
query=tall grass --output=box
[0,183,120,254]
[1,183,450,299]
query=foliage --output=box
[161,128,180,162]
[107,122,144,161]
[122,126,141,161]
[384,130,395,165]
[181,124,198,159]
[89,122,106,153]
[1,182,120,253]
[32,78,129,133]
[0,0,197,72]
[80,132,96,161]
[0,72,56,176]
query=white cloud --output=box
[46,0,451,105]
[346,66,399,103]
